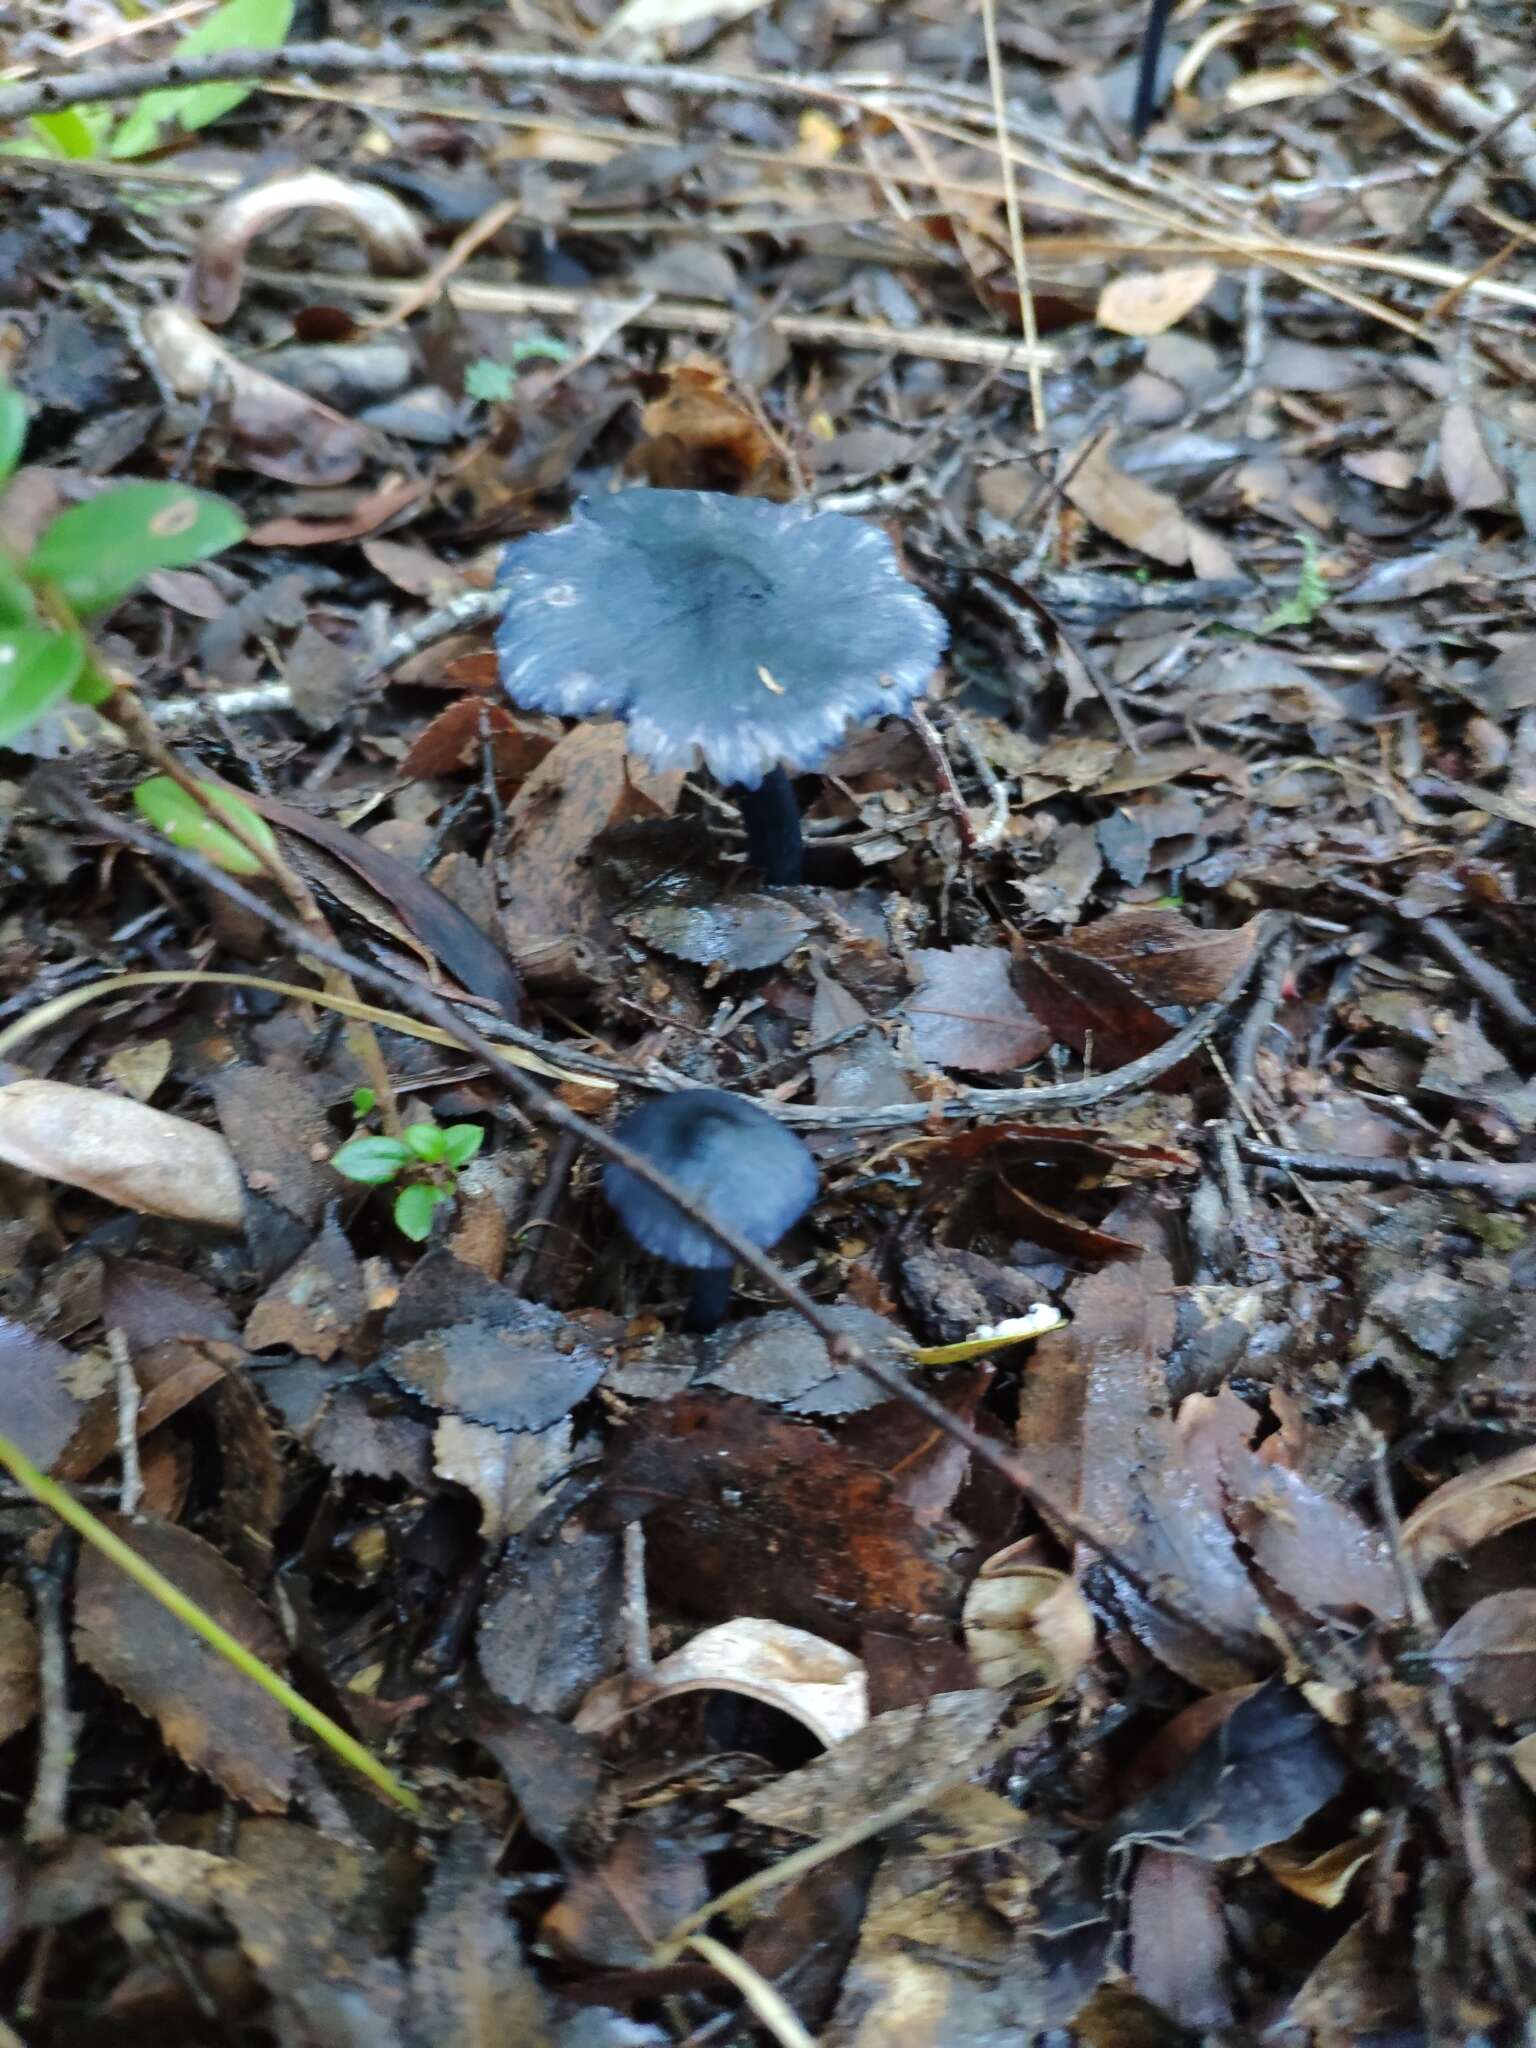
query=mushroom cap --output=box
[495,489,947,788]
[604,1088,819,1271]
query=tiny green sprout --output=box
[465,359,517,404]
[331,1119,485,1242]
[133,777,278,877]
[1258,533,1329,634]
[351,1087,377,1119]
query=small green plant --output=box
[1257,533,1329,634]
[331,1117,485,1242]
[5,0,295,164]
[0,382,246,748]
[463,338,571,403]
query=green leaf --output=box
[28,482,245,615]
[108,0,296,159]
[30,107,107,160]
[1258,534,1329,634]
[132,775,278,876]
[403,1123,447,1165]
[442,1124,484,1170]
[331,1135,413,1186]
[464,358,517,404]
[351,1087,377,1120]
[0,385,28,486]
[0,629,87,746]
[0,557,36,630]
[393,1181,451,1242]
[69,659,115,707]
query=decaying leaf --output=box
[732,1686,1010,1837]
[143,306,374,487]
[962,1541,1095,1696]
[1059,910,1261,1005]
[1096,264,1219,337]
[625,355,793,495]
[74,1517,296,1810]
[0,1581,39,1744]
[0,1078,245,1228]
[577,1616,868,1747]
[1061,431,1219,569]
[433,1415,572,1544]
[406,1820,554,2048]
[242,1212,365,1361]
[1402,1443,1536,1569]
[908,945,1052,1073]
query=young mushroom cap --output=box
[495,489,948,790]
[604,1088,819,1273]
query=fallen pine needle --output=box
[0,1429,423,1816]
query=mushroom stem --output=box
[685,1265,735,1333]
[730,767,803,887]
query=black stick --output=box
[685,1265,735,1333]
[1132,0,1178,138]
[730,767,803,886]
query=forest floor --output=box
[2,1,1536,2043]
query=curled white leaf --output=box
[189,170,428,326]
[575,1617,867,1748]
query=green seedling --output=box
[5,0,295,163]
[464,338,572,403]
[1257,533,1330,634]
[331,1117,485,1242]
[0,380,246,748]
[133,777,278,877]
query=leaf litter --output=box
[4,0,1536,2039]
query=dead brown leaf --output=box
[1096,264,1219,337]
[74,1517,295,1810]
[908,946,1052,1073]
[1061,431,1209,568]
[1060,910,1261,1005]
[1402,1444,1536,1569]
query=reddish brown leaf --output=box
[909,946,1052,1073]
[1010,940,1197,1089]
[1060,911,1261,1005]
[626,356,794,499]
[401,698,557,784]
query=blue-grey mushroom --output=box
[495,489,948,884]
[604,1088,819,1331]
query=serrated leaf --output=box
[331,1135,413,1185]
[442,1124,484,1170]
[28,482,245,615]
[108,0,296,160]
[133,775,277,876]
[404,1123,448,1165]
[0,630,87,746]
[0,385,28,485]
[394,1181,451,1242]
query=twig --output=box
[1236,1138,1536,1208]
[507,1128,582,1293]
[124,259,1056,372]
[58,783,1278,1646]
[108,1328,143,1519]
[906,704,978,852]
[621,1520,656,1686]
[979,0,1045,433]
[1230,928,1293,1107]
[1332,875,1536,1038]
[24,1533,78,1851]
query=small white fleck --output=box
[543,582,578,607]
[757,664,785,695]
[0,648,13,666]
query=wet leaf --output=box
[406,1820,555,2048]
[243,1213,365,1360]
[1402,1444,1536,1569]
[1061,910,1260,1005]
[1011,939,1195,1087]
[1429,1591,1536,1721]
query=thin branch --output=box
[1237,1138,1536,1208]
[24,1533,77,1851]
[108,1328,143,1519]
[978,0,1046,433]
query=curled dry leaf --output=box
[577,1617,868,1747]
[143,306,374,488]
[0,1077,244,1228]
[962,1541,1095,1695]
[1096,263,1219,338]
[1401,1443,1536,1570]
[189,170,428,326]
[74,1516,295,1811]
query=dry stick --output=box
[66,786,1270,1645]
[1236,1138,1536,1208]
[108,1327,144,1519]
[0,38,841,126]
[24,1533,77,1851]
[978,0,1045,435]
